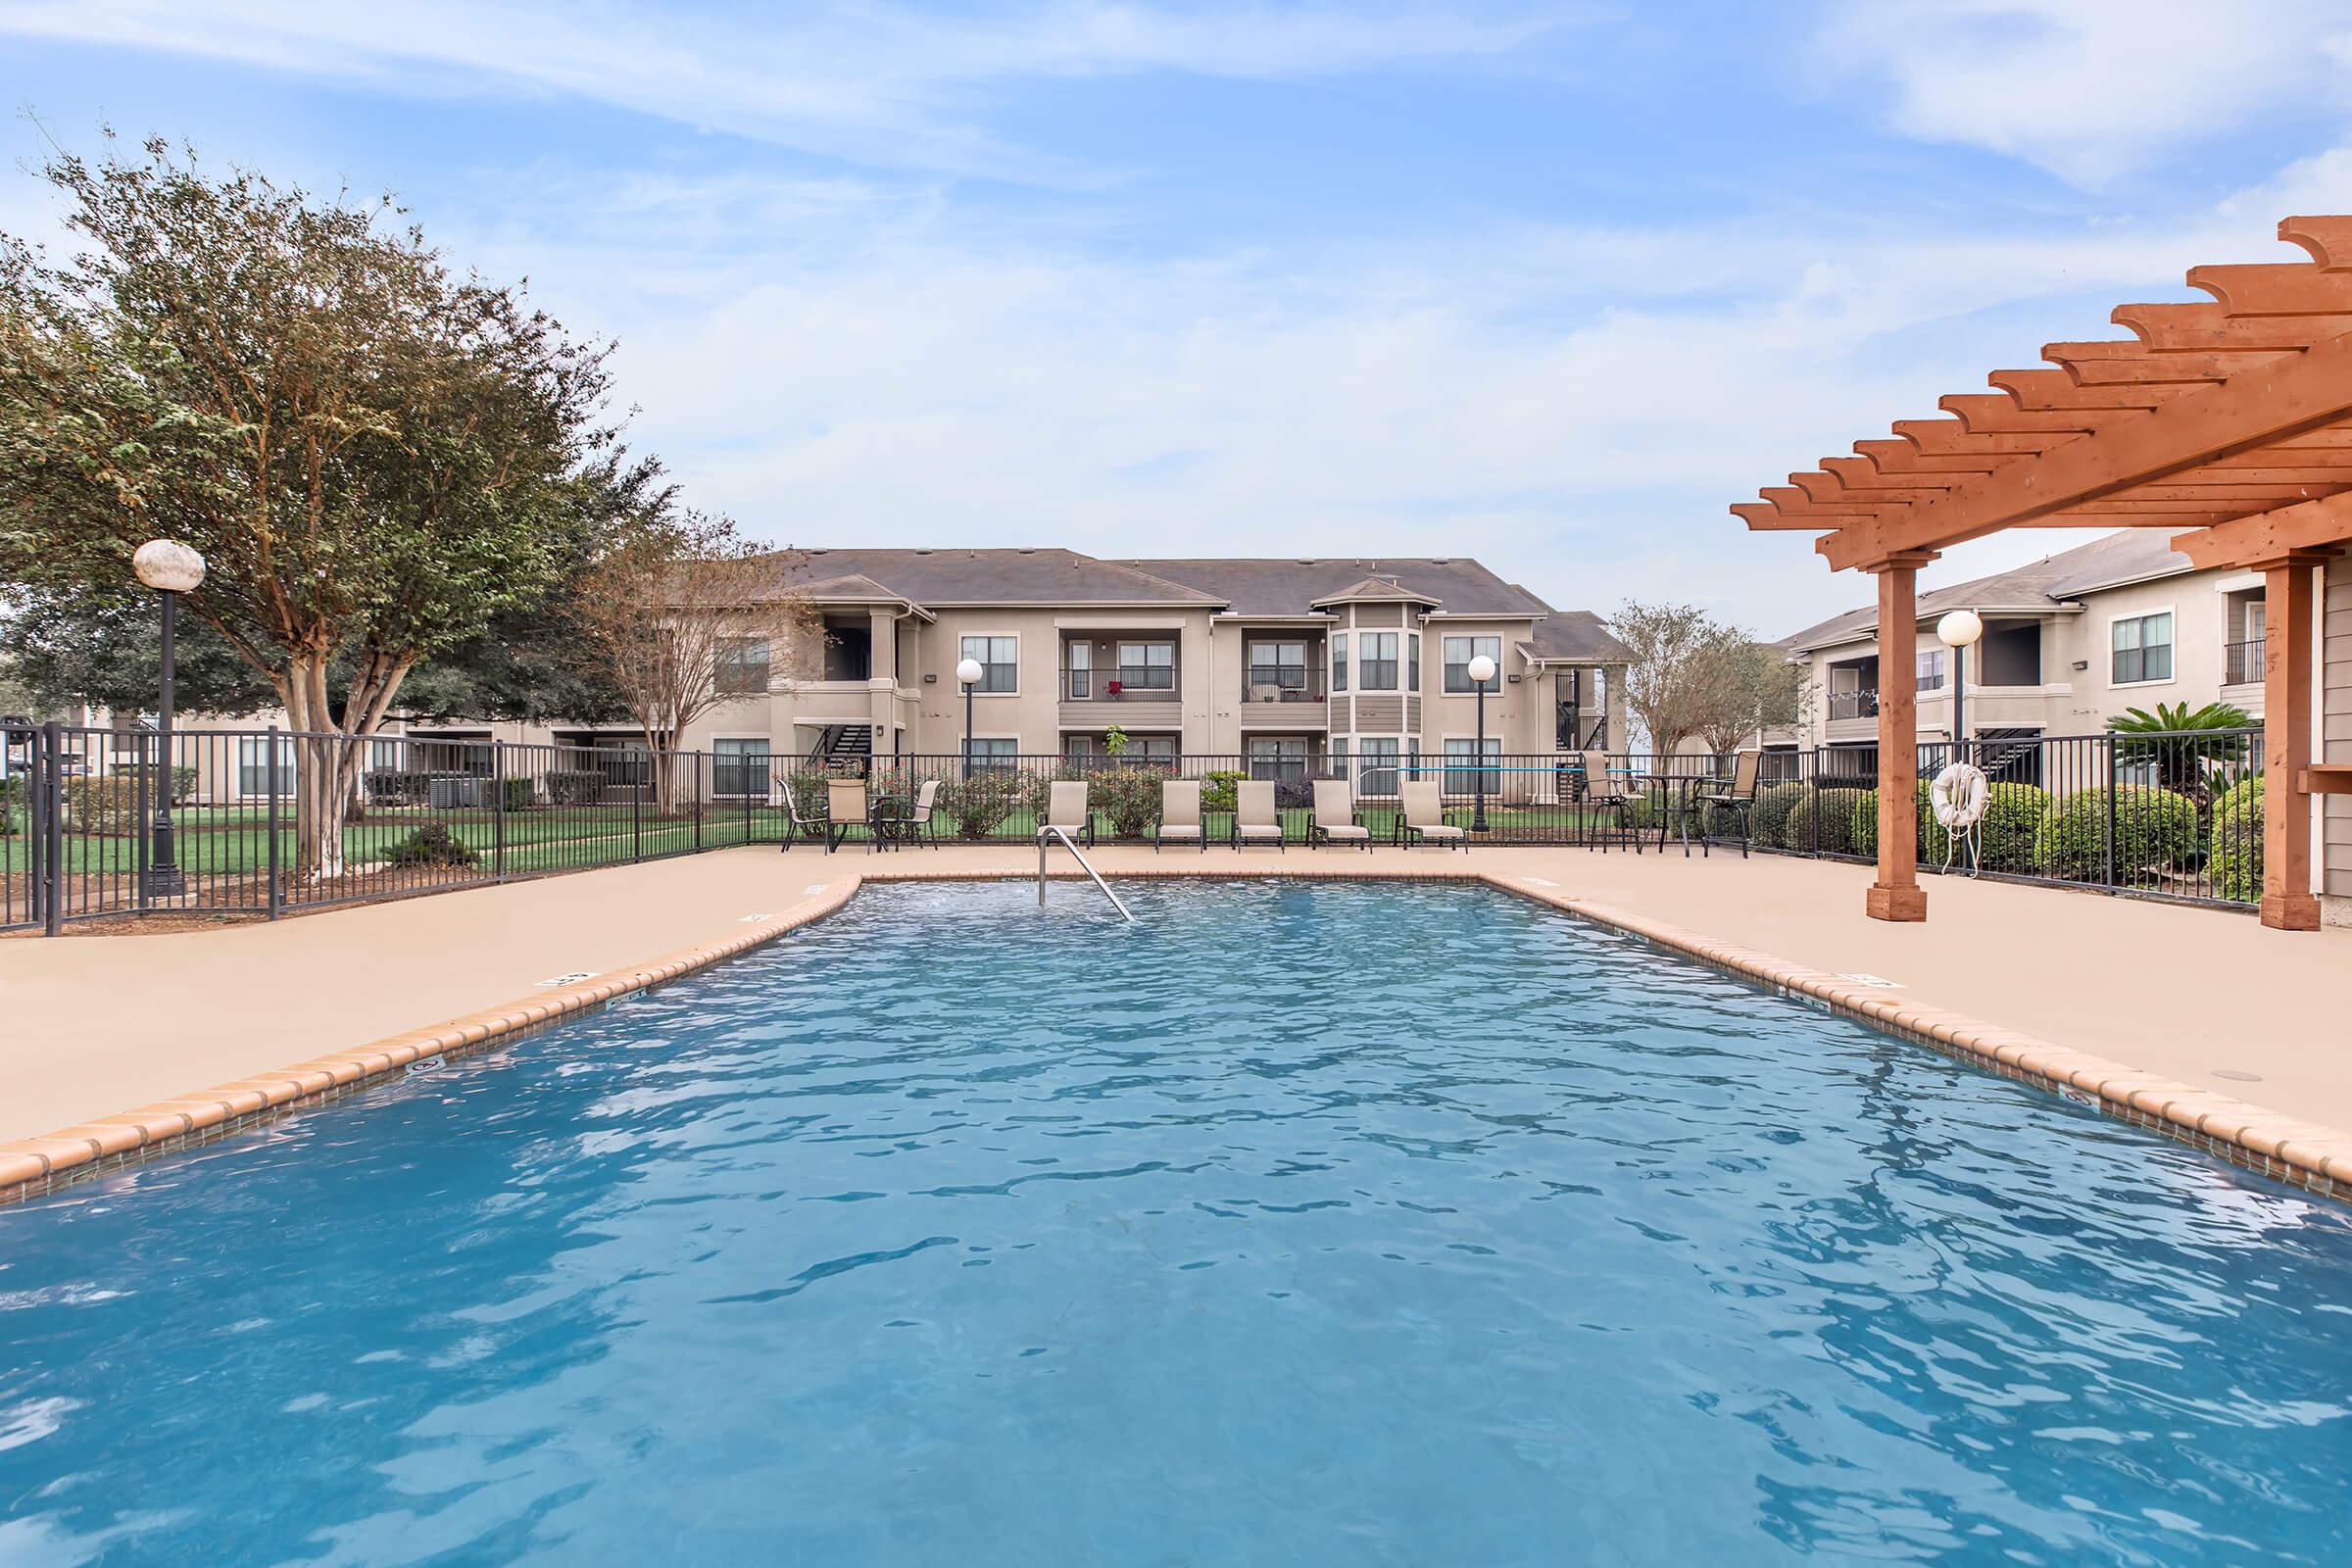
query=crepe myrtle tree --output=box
[0,134,618,881]
[565,504,814,813]
[1690,629,1805,760]
[1605,601,1721,760]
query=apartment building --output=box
[153,549,1630,799]
[1772,529,2268,758]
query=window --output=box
[2111,612,2174,685]
[1331,736,1348,784]
[1247,737,1309,783]
[1065,642,1092,700]
[1331,633,1348,694]
[1408,633,1421,691]
[714,637,770,696]
[1445,737,1500,795]
[1916,649,1945,691]
[965,737,1019,772]
[236,735,293,798]
[368,737,403,771]
[1357,737,1400,796]
[1359,632,1398,692]
[713,737,769,797]
[1248,641,1308,694]
[1444,635,1501,693]
[1116,641,1175,691]
[961,635,1018,693]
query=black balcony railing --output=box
[1828,689,1880,720]
[1242,666,1327,703]
[2225,637,2265,685]
[1061,666,1180,701]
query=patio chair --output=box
[1044,780,1096,848]
[1231,779,1285,851]
[774,769,826,853]
[898,778,942,848]
[1579,750,1638,854]
[1396,780,1466,851]
[1155,778,1205,852]
[1698,751,1761,858]
[825,777,892,854]
[1308,777,1371,851]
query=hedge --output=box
[1747,782,1806,848]
[2036,785,2199,880]
[2208,773,2263,903]
[1923,780,2051,873]
[1848,781,1930,858]
[545,769,607,806]
[1782,787,1868,855]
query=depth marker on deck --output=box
[536,971,594,988]
[803,884,829,896]
[739,912,773,923]
[1521,876,1560,888]
[1838,972,1903,989]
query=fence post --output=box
[693,752,703,854]
[41,721,63,937]
[632,763,644,863]
[493,739,507,883]
[132,728,151,911]
[266,725,283,919]
[2101,735,2118,889]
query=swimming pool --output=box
[3,880,2348,1564]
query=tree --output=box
[0,135,616,880]
[2106,700,2257,801]
[565,502,810,812]
[1605,602,1720,758]
[1690,631,1805,758]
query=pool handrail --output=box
[1037,824,1135,920]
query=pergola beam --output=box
[2170,489,2352,567]
[1820,327,2352,569]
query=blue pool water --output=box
[3,881,2350,1565]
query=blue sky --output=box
[5,1,2351,631]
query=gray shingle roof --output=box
[1117,557,1553,616]
[1777,529,2194,654]
[1311,576,1442,607]
[1526,610,1634,663]
[773,549,1220,606]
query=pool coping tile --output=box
[1,865,2342,1211]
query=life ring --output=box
[1930,761,1989,830]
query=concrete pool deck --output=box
[3,843,2348,1203]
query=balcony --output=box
[1828,688,1879,721]
[2225,637,2265,686]
[1240,667,1329,728]
[1060,665,1182,728]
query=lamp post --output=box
[1466,652,1497,832]
[956,657,983,780]
[1935,609,1984,771]
[133,539,206,898]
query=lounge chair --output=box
[899,778,941,848]
[1155,778,1205,852]
[774,769,825,853]
[1698,751,1761,858]
[1044,780,1096,847]
[825,777,892,853]
[1396,780,1465,851]
[1231,779,1285,851]
[1308,778,1371,851]
[1579,750,1637,854]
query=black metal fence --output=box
[1749,728,2265,908]
[0,724,2268,934]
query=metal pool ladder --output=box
[1036,826,1135,920]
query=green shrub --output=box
[384,822,479,867]
[111,763,197,806]
[1746,782,1805,848]
[942,770,1037,840]
[2035,785,2199,880]
[365,768,432,806]
[63,776,140,832]
[545,769,606,806]
[1200,769,1244,815]
[1782,787,1867,855]
[499,776,536,810]
[0,774,22,836]
[2208,774,2264,903]
[1087,765,1166,839]
[1849,782,1930,858]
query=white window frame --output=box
[1358,631,1400,692]
[710,735,771,798]
[2106,606,2178,691]
[235,734,296,800]
[1444,635,1501,694]
[960,632,1021,695]
[1442,734,1502,796]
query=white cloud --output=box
[0,1,1569,182]
[1814,0,2352,186]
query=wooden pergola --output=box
[1736,216,2352,931]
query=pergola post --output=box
[2258,553,2325,930]
[1865,553,1936,922]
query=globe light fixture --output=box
[955,658,984,779]
[132,540,206,899]
[1466,654,1498,833]
[1936,610,1984,764]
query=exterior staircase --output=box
[810,724,874,774]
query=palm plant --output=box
[2105,701,2257,801]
